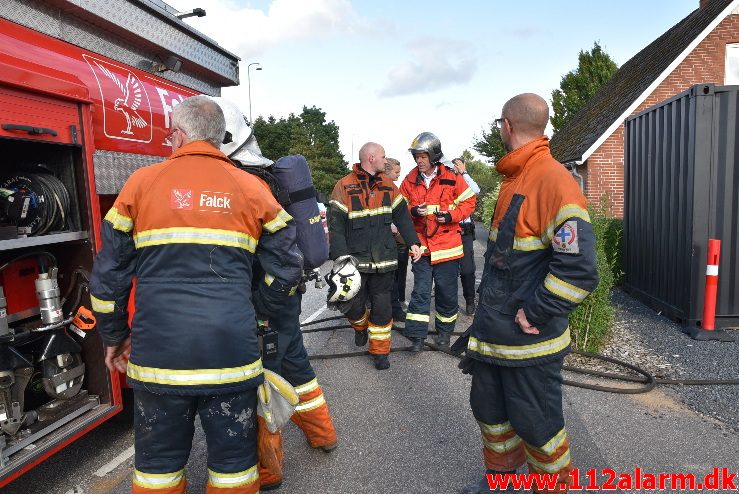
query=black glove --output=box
[458,356,475,375]
[411,205,426,217]
[450,326,471,355]
[435,211,452,223]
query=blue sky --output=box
[172,0,704,176]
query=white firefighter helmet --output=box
[325,255,361,304]
[211,97,273,167]
[408,131,453,167]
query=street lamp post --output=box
[247,62,262,124]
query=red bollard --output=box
[701,239,721,331]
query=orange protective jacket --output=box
[90,141,303,395]
[400,164,476,264]
[468,137,599,366]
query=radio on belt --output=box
[258,320,279,359]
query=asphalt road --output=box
[6,228,739,494]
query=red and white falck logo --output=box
[170,189,193,210]
[83,54,153,143]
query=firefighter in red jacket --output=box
[328,142,422,370]
[458,94,599,494]
[90,96,303,494]
[400,132,476,351]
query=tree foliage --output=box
[459,149,502,221]
[253,106,348,198]
[569,197,617,352]
[472,125,506,166]
[550,42,619,133]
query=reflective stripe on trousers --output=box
[403,256,459,339]
[132,388,258,494]
[469,357,573,493]
[344,271,394,355]
[290,377,338,449]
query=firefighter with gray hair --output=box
[91,95,302,494]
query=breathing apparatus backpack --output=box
[238,154,329,270]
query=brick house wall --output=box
[583,12,739,217]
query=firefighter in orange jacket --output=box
[328,142,422,370]
[458,94,598,494]
[400,132,476,351]
[90,96,303,494]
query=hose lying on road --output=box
[300,320,739,395]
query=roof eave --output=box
[580,0,739,163]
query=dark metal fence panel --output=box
[624,84,739,329]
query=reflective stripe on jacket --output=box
[90,141,303,395]
[468,137,598,367]
[328,164,419,273]
[400,164,476,264]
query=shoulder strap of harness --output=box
[236,163,290,206]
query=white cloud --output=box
[378,38,477,98]
[171,0,364,59]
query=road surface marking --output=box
[94,445,135,477]
[301,304,327,325]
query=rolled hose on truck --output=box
[1,171,74,236]
[299,316,739,394]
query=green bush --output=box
[603,217,624,285]
[458,150,502,221]
[569,200,617,352]
[480,182,501,228]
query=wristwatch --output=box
[461,171,468,175]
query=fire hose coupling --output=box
[35,267,63,325]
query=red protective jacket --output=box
[400,164,476,264]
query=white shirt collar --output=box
[421,167,437,187]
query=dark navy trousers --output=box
[404,256,459,338]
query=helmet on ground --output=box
[211,97,273,167]
[325,255,361,304]
[408,132,446,164]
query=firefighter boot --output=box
[409,337,424,352]
[459,470,517,493]
[433,331,451,348]
[354,329,368,347]
[466,297,476,316]
[372,354,390,370]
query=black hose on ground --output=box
[300,315,345,327]
[301,323,739,394]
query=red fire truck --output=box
[0,0,240,486]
